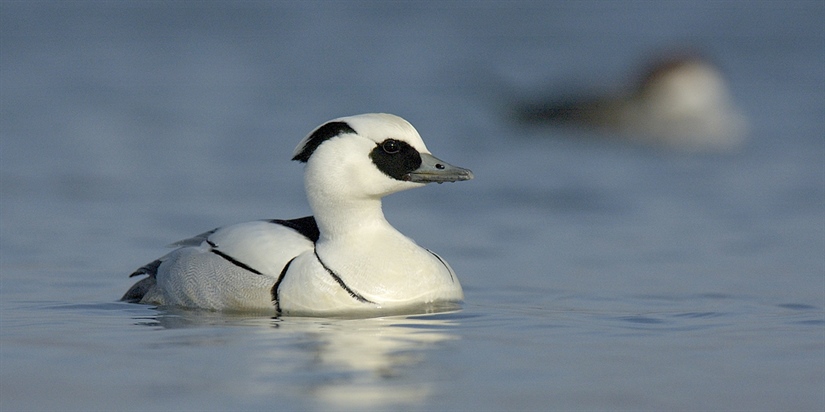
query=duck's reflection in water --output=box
[297,313,458,406]
[138,306,462,409]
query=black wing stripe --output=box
[207,240,263,275]
[313,249,375,304]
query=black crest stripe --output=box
[292,121,356,163]
[207,240,263,275]
[313,249,375,304]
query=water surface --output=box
[1,1,823,410]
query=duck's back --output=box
[123,218,317,311]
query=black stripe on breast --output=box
[427,249,455,283]
[313,249,375,304]
[207,240,262,275]
[271,257,296,313]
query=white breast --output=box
[276,228,462,316]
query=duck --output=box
[516,53,748,150]
[121,113,473,316]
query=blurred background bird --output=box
[516,51,749,151]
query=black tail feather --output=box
[122,259,161,302]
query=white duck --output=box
[122,113,473,316]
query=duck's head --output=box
[293,113,473,202]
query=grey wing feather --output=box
[167,228,218,247]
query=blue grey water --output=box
[1,1,823,410]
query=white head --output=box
[292,113,473,208]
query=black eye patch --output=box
[369,139,422,180]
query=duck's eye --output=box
[382,139,400,154]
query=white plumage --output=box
[122,113,473,316]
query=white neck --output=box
[300,138,413,242]
[309,193,394,241]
